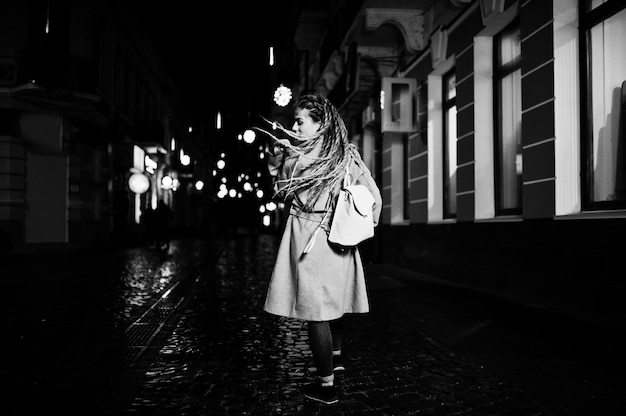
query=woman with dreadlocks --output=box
[260,94,382,405]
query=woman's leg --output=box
[307,321,333,383]
[329,318,344,370]
[329,317,344,351]
[303,320,339,404]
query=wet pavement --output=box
[2,234,625,415]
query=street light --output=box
[128,172,150,194]
[243,129,256,144]
[180,149,190,166]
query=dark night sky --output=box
[130,1,296,132]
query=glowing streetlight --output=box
[180,149,190,166]
[161,175,173,189]
[128,172,149,194]
[243,129,256,144]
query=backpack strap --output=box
[302,212,328,254]
[343,161,352,187]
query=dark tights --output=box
[307,318,344,378]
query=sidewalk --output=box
[365,264,626,416]
[3,234,625,415]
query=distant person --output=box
[260,94,382,404]
[142,205,157,247]
[154,200,173,250]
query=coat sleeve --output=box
[267,147,299,199]
[267,145,285,178]
[266,146,285,197]
[352,160,383,226]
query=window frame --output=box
[403,134,410,220]
[493,19,522,216]
[579,0,626,210]
[442,69,457,219]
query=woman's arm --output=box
[352,162,382,226]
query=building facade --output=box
[281,0,626,329]
[0,0,210,252]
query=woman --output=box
[260,94,382,404]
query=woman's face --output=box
[292,108,320,137]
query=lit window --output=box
[443,70,457,218]
[581,1,626,208]
[494,21,522,215]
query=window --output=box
[581,0,626,208]
[494,21,522,215]
[443,70,457,218]
[403,134,410,220]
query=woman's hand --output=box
[277,138,291,147]
[270,139,291,156]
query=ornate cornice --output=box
[365,8,425,53]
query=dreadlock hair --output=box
[256,94,359,212]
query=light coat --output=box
[263,142,382,321]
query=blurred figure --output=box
[113,191,130,244]
[154,200,173,250]
[142,205,157,247]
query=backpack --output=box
[327,164,375,248]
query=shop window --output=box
[443,70,457,218]
[581,0,626,208]
[493,21,522,215]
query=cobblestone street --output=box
[105,235,548,416]
[3,234,625,415]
